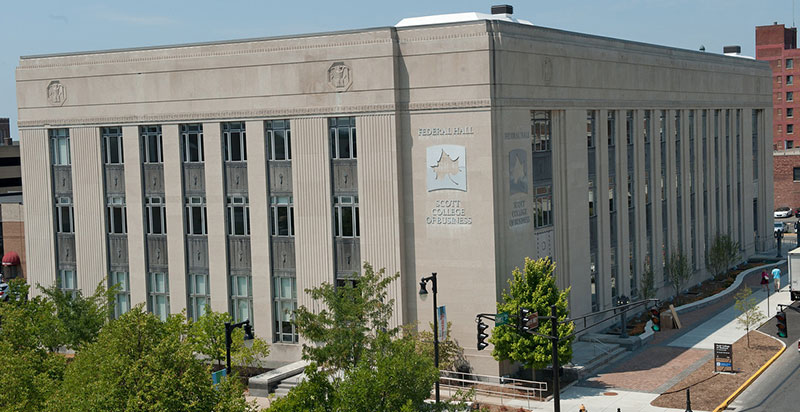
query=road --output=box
[728,301,800,412]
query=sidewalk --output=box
[513,260,791,412]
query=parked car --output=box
[776,221,786,234]
[775,207,793,218]
[794,208,800,218]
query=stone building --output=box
[16,8,772,374]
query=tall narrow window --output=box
[333,196,360,237]
[146,197,166,235]
[58,269,78,298]
[329,117,357,159]
[102,127,124,164]
[107,196,127,235]
[111,271,130,318]
[148,272,170,322]
[273,275,298,343]
[227,196,250,236]
[188,273,209,322]
[223,122,247,162]
[270,196,295,236]
[141,125,163,163]
[534,185,554,228]
[266,120,292,160]
[788,58,794,69]
[181,124,204,163]
[231,274,252,323]
[55,197,74,233]
[185,197,208,235]
[532,111,552,152]
[50,128,70,165]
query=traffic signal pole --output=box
[549,304,561,412]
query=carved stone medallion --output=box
[327,62,352,91]
[47,80,67,106]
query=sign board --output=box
[437,306,447,341]
[524,311,539,331]
[669,304,682,329]
[714,343,733,359]
[714,342,733,373]
[211,369,227,386]
[496,312,510,326]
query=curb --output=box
[712,330,787,412]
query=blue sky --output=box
[0,0,793,135]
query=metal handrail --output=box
[438,370,548,405]
[586,336,614,358]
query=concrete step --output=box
[575,346,628,379]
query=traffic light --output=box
[517,308,538,333]
[477,320,489,351]
[777,311,788,338]
[649,308,661,332]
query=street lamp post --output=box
[616,295,630,338]
[224,319,254,375]
[419,272,439,404]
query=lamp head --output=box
[243,321,254,340]
[418,279,429,299]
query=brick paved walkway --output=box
[580,259,786,394]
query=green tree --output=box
[403,321,464,371]
[490,257,574,370]
[667,252,692,304]
[51,306,257,412]
[38,280,116,350]
[188,308,271,369]
[707,234,741,280]
[292,262,399,373]
[734,286,766,348]
[269,262,476,412]
[0,291,67,411]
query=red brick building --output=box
[756,23,800,149]
[773,150,800,208]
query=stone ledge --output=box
[248,360,309,397]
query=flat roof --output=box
[19,18,769,70]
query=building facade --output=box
[17,15,773,374]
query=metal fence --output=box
[438,370,548,408]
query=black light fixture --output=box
[225,319,255,375]
[418,272,439,403]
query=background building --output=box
[17,8,773,375]
[0,118,21,195]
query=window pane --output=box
[148,135,159,162]
[196,275,207,295]
[189,135,200,161]
[152,206,163,234]
[334,207,340,237]
[352,128,357,158]
[197,298,207,317]
[234,207,245,234]
[286,130,292,160]
[237,277,248,296]
[192,207,203,234]
[274,130,286,160]
[338,127,350,158]
[59,138,69,164]
[277,206,289,236]
[109,136,121,163]
[281,278,292,299]
[230,132,241,161]
[342,206,353,236]
[113,208,124,233]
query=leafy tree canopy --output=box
[490,257,574,370]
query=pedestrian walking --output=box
[761,269,770,290]
[579,404,587,412]
[773,266,782,291]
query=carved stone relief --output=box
[327,62,352,92]
[47,80,67,106]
